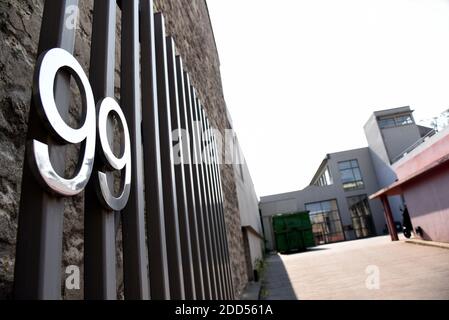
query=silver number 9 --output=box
[31,48,96,196]
[95,97,131,211]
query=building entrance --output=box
[347,195,376,238]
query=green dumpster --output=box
[272,211,315,253]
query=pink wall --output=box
[395,132,449,180]
[402,165,449,243]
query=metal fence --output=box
[13,0,234,300]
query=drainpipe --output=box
[380,196,399,241]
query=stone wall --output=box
[0,0,247,299]
[0,0,44,299]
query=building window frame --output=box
[338,159,365,191]
[314,166,333,187]
[305,199,345,245]
[346,194,377,239]
[378,114,414,129]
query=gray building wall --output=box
[382,125,422,162]
[363,106,423,221]
[233,144,264,279]
[363,112,403,220]
[260,147,385,252]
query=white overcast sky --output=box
[206,0,449,197]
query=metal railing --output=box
[391,129,436,164]
[13,0,234,300]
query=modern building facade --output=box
[260,148,385,251]
[260,106,434,252]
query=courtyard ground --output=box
[263,235,449,300]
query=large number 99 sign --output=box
[30,48,131,211]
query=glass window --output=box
[347,195,376,239]
[340,169,355,183]
[338,161,351,170]
[395,115,413,126]
[314,166,333,186]
[328,209,340,221]
[321,201,332,212]
[324,168,332,185]
[306,202,322,213]
[305,200,345,245]
[353,168,362,180]
[378,117,396,129]
[338,159,364,191]
[379,114,414,129]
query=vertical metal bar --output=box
[203,114,230,299]
[199,107,225,300]
[84,0,117,300]
[140,0,170,300]
[193,99,220,299]
[208,126,233,299]
[211,131,235,299]
[13,0,77,300]
[177,60,205,300]
[185,82,212,300]
[208,118,234,299]
[212,120,233,300]
[154,13,185,299]
[165,38,196,300]
[191,90,218,299]
[119,0,150,299]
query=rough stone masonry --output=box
[0,0,247,299]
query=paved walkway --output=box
[263,236,449,300]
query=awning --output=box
[370,153,449,200]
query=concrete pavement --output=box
[263,235,449,300]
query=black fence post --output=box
[140,0,171,300]
[13,0,78,300]
[154,13,185,300]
